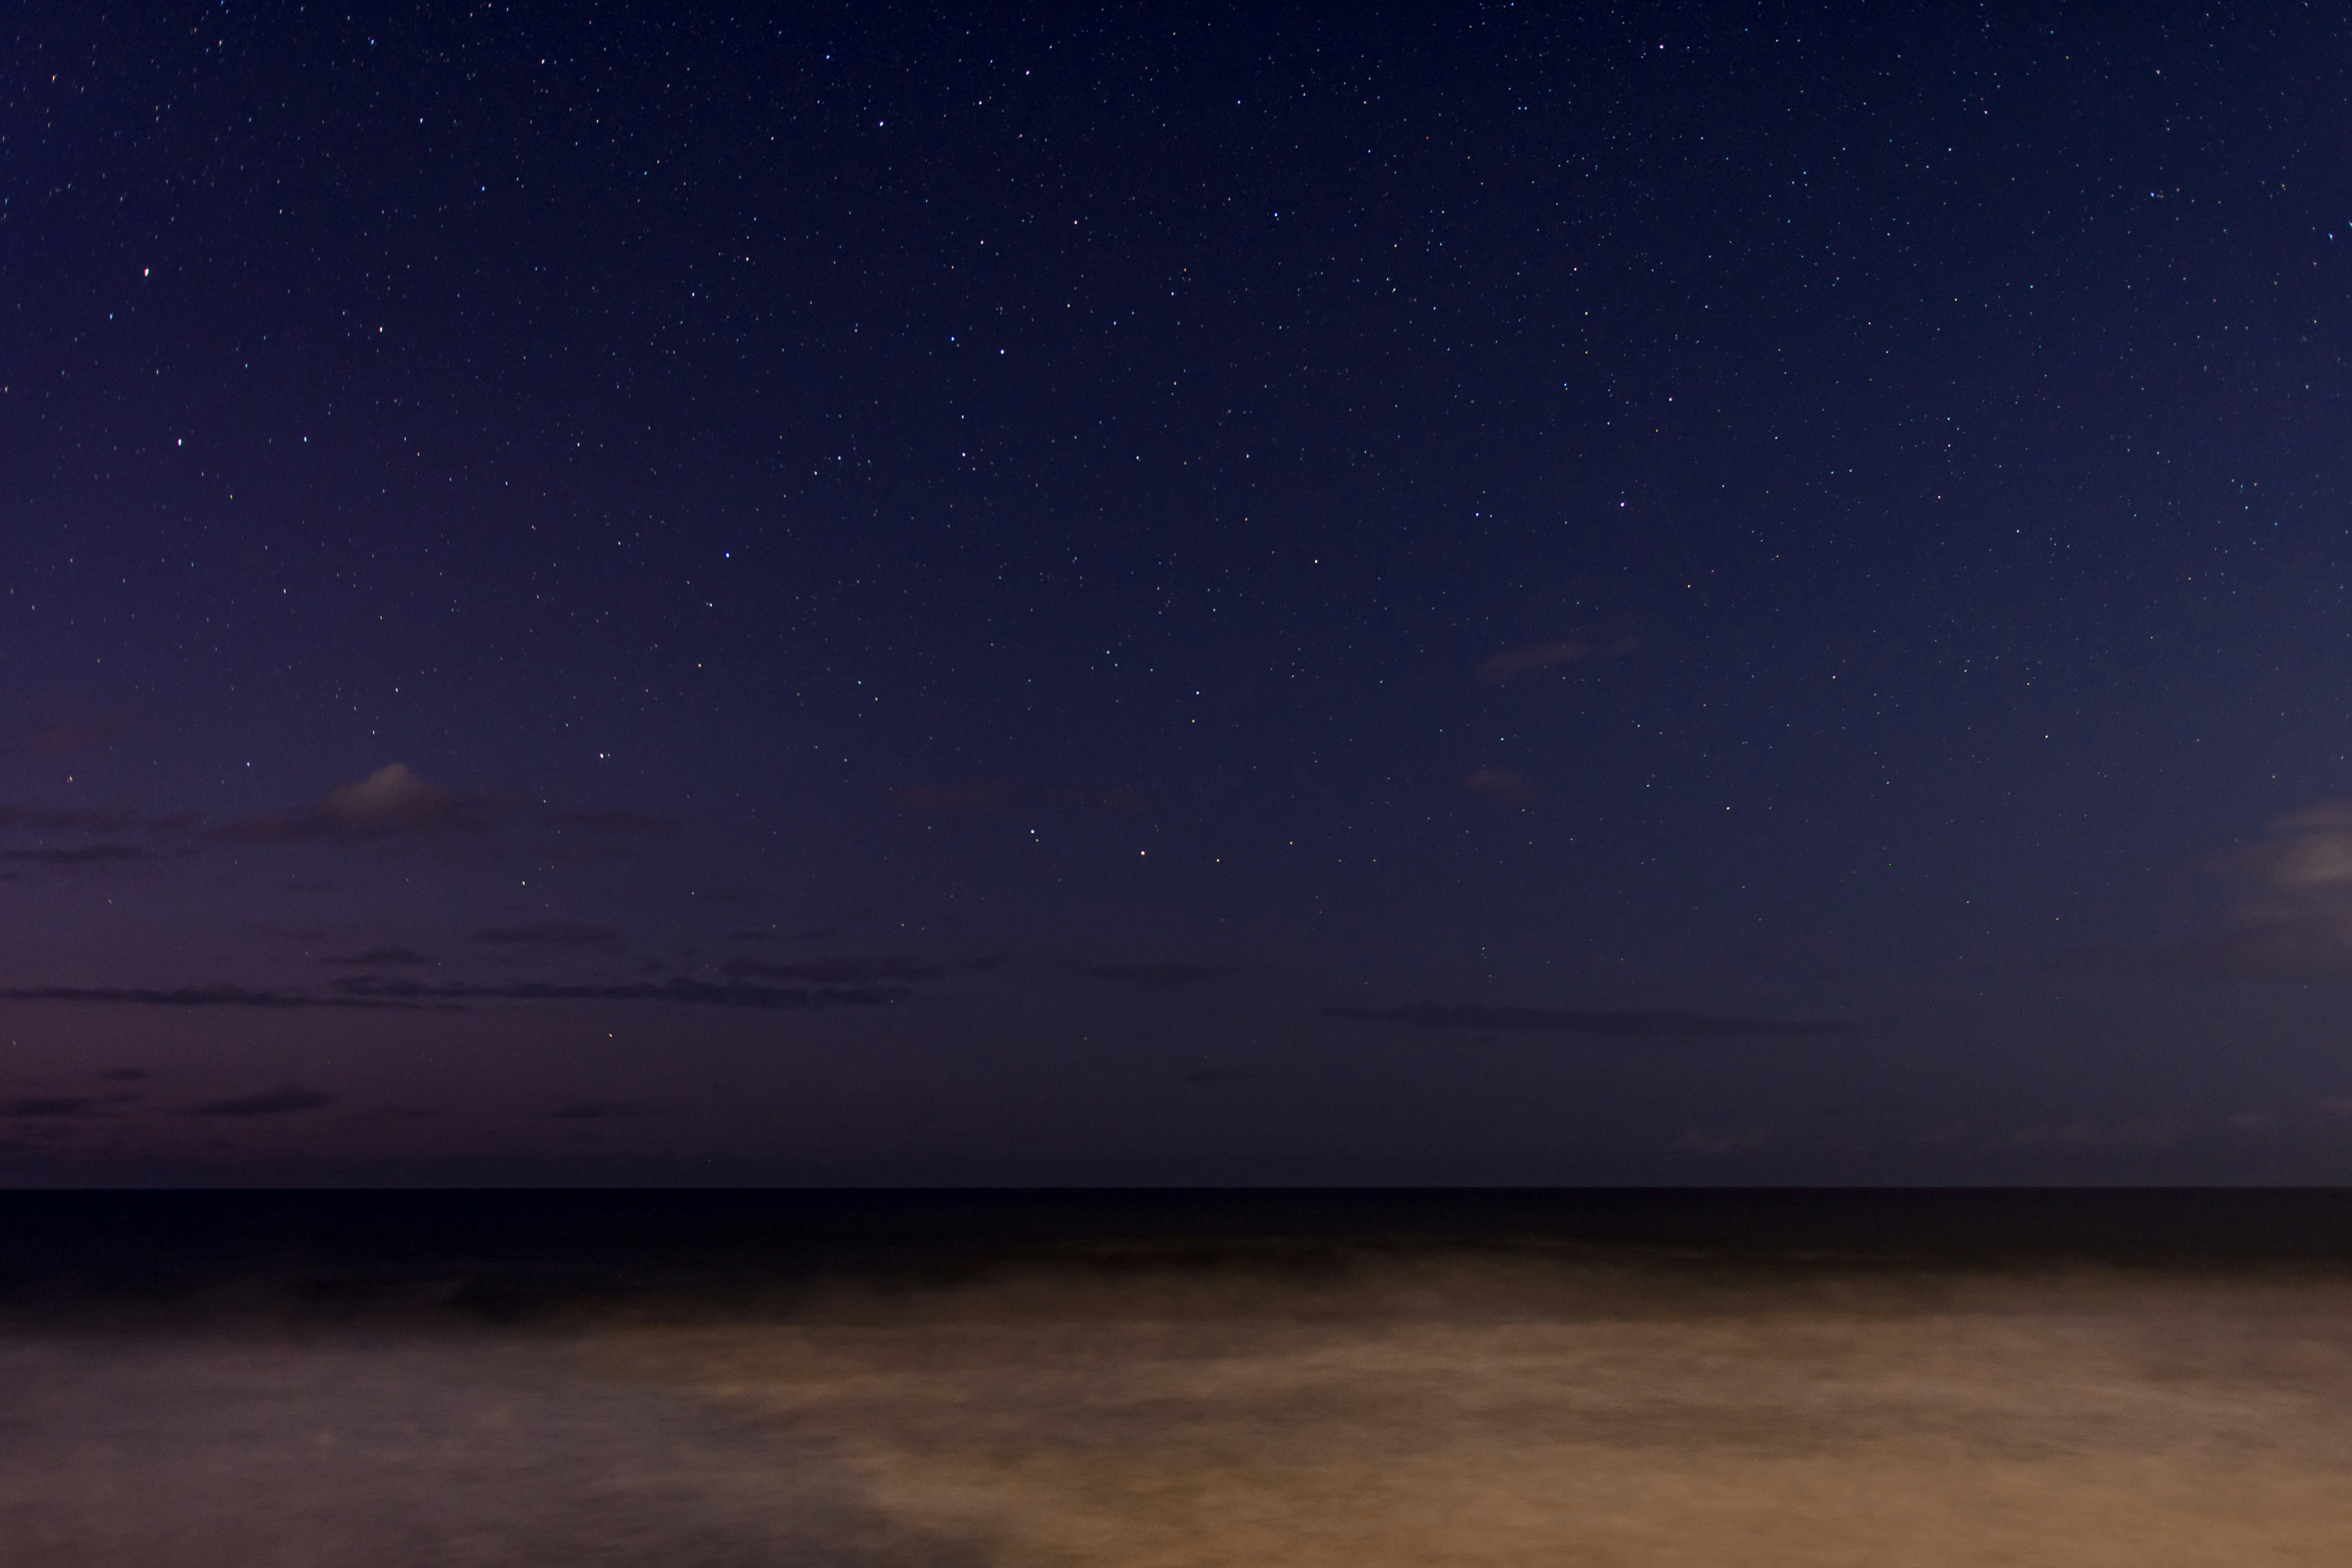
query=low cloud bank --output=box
[1327,1004,1850,1038]
[1088,963,1219,987]
[335,975,907,1009]
[0,985,420,1011]
[188,1085,333,1117]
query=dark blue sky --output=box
[7,0,2352,1183]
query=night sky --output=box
[7,2,2352,1184]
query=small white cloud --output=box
[212,762,479,845]
[321,763,452,833]
[2157,801,2352,979]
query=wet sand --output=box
[8,1247,2352,1565]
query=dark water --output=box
[11,1187,2352,1308]
[6,1190,2352,1565]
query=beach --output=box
[9,1240,2351,1565]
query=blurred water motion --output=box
[6,1194,2352,1564]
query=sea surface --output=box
[5,1189,2351,1565]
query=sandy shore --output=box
[8,1253,2352,1565]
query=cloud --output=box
[1324,1003,1851,1038]
[888,778,1026,816]
[323,946,429,966]
[0,1096,98,1119]
[188,1084,333,1117]
[1087,962,1220,987]
[9,966,918,1013]
[544,808,672,837]
[0,800,136,833]
[887,778,1155,818]
[0,843,143,865]
[0,984,420,1010]
[1477,641,1587,682]
[2141,801,2352,980]
[2008,1117,2181,1150]
[1462,767,1541,806]
[550,1097,661,1120]
[320,763,456,831]
[211,763,493,844]
[334,974,907,1009]
[1051,782,1156,815]
[470,920,621,948]
[24,712,129,758]
[538,807,676,863]
[722,955,941,982]
[1674,1127,1775,1154]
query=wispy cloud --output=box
[2137,801,2352,980]
[0,801,136,833]
[0,1096,98,1119]
[24,712,128,758]
[335,975,908,1009]
[188,767,671,861]
[887,778,1025,816]
[544,809,672,837]
[887,777,1155,818]
[2007,1117,2182,1150]
[1325,1004,1850,1038]
[1673,1127,1775,1154]
[188,1085,333,1117]
[1087,962,1220,987]
[550,1097,661,1120]
[0,984,420,1010]
[0,843,143,865]
[1461,767,1540,806]
[322,946,429,966]
[5,972,912,1012]
[722,955,940,982]
[470,920,621,948]
[1477,641,1587,683]
[211,763,503,844]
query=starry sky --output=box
[6,1,2352,1185]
